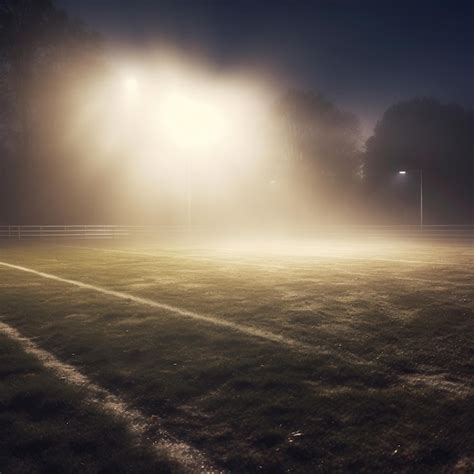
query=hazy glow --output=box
[63,50,373,225]
[59,50,288,223]
[399,170,407,174]
[159,88,226,149]
[122,76,139,96]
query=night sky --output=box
[58,0,473,137]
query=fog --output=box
[70,51,279,225]
[5,46,370,228]
[1,1,472,227]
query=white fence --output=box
[0,225,195,240]
[0,225,472,242]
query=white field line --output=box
[0,261,317,353]
[202,252,474,287]
[291,262,474,287]
[399,372,473,399]
[311,253,474,268]
[0,321,218,473]
[216,247,474,267]
[61,243,469,269]
[62,246,473,288]
[61,245,285,269]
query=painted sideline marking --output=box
[300,267,474,288]
[217,247,474,267]
[0,321,218,473]
[63,246,473,287]
[61,245,285,269]
[0,261,316,353]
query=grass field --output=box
[0,238,473,473]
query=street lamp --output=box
[398,169,423,227]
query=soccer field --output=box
[1,239,473,473]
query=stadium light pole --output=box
[119,75,195,227]
[398,169,423,227]
[186,155,192,228]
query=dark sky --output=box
[58,0,473,136]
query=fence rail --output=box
[0,225,191,239]
[0,225,472,242]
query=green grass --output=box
[0,240,473,472]
[0,335,176,473]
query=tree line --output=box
[1,0,472,224]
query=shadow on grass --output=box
[0,336,177,474]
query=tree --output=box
[364,98,473,224]
[276,90,360,182]
[0,0,101,222]
[270,89,361,222]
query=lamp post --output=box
[398,169,423,227]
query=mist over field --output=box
[0,1,472,227]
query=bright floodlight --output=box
[122,76,139,96]
[160,89,224,150]
[399,170,407,174]
[75,54,275,212]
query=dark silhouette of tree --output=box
[276,89,360,182]
[364,98,473,224]
[269,89,361,222]
[0,0,101,222]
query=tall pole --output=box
[186,155,192,228]
[420,170,423,228]
[398,169,423,228]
